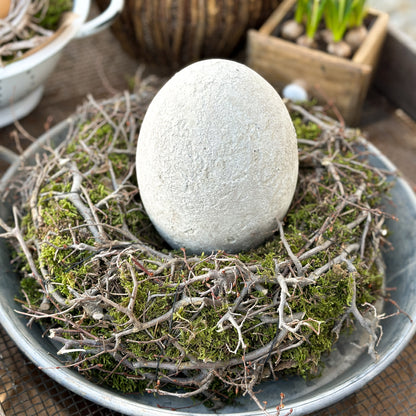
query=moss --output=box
[37,0,73,31]
[80,353,148,394]
[88,183,108,204]
[292,115,321,140]
[174,306,234,361]
[9,98,389,402]
[37,234,93,297]
[20,277,43,304]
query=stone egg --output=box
[136,59,298,254]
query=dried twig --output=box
[0,0,72,65]
[0,89,397,413]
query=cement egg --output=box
[136,59,298,254]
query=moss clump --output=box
[2,94,391,408]
[20,276,43,305]
[292,115,321,140]
[37,0,73,31]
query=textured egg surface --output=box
[136,59,298,254]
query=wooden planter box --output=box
[246,0,389,125]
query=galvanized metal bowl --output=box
[0,0,124,128]
[0,108,415,415]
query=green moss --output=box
[20,277,43,304]
[89,183,109,204]
[9,100,389,403]
[37,0,73,31]
[80,353,147,393]
[109,153,130,177]
[292,115,321,140]
[174,306,236,361]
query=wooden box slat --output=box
[353,9,389,66]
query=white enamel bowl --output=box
[0,0,124,127]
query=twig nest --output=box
[136,59,298,254]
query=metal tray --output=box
[0,108,415,415]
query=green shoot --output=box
[295,0,309,24]
[305,0,328,40]
[349,0,368,27]
[324,0,355,42]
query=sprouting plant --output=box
[281,0,309,41]
[349,0,368,27]
[324,0,355,42]
[294,0,309,24]
[305,0,328,40]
